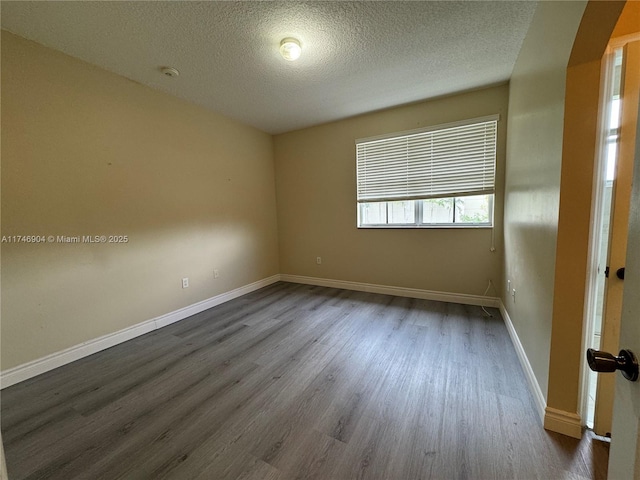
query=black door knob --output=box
[616,267,625,279]
[587,348,639,382]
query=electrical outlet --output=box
[214,269,219,279]
[316,256,322,265]
[182,277,189,289]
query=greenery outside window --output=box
[356,116,498,228]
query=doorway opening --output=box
[583,47,623,430]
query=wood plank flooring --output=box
[1,282,609,479]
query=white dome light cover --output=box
[280,38,301,61]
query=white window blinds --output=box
[356,116,498,203]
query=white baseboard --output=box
[1,271,583,439]
[544,407,583,439]
[0,273,544,413]
[281,274,501,308]
[498,300,547,424]
[0,275,280,389]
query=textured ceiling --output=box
[1,1,538,134]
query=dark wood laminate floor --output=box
[2,282,609,480]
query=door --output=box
[605,38,640,478]
[594,39,640,437]
[608,94,640,479]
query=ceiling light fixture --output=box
[279,38,301,61]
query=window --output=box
[605,48,623,184]
[356,116,498,228]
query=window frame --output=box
[357,195,495,229]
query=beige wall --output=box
[502,1,587,401]
[1,32,280,369]
[274,85,508,296]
